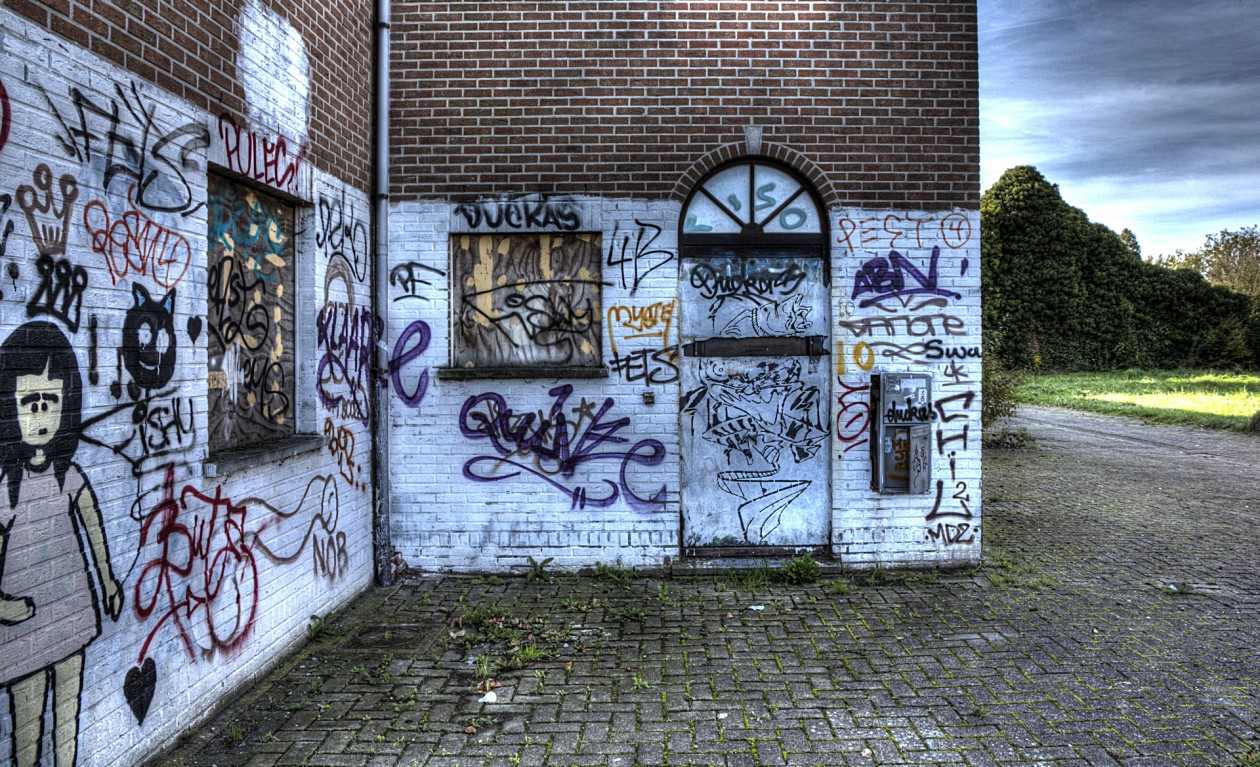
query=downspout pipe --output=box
[371,0,393,585]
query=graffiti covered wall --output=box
[831,210,983,565]
[387,199,682,571]
[0,6,374,766]
[1,0,981,758]
[386,196,982,571]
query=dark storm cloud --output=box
[985,2,1258,94]
[980,0,1260,254]
[1050,87,1260,179]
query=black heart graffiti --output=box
[124,657,157,725]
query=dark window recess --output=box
[206,174,297,454]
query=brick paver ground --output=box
[150,406,1260,767]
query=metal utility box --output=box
[869,373,932,494]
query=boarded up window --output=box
[451,233,602,369]
[206,175,296,452]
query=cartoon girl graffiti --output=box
[0,321,122,767]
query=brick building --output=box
[0,1,978,764]
[385,3,982,571]
[1,0,376,763]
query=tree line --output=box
[982,166,1260,371]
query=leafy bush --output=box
[983,166,1259,371]
[775,553,821,585]
[981,326,1023,429]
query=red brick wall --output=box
[390,1,978,208]
[8,0,375,190]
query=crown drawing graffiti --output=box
[28,253,88,332]
[17,164,79,257]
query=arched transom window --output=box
[682,161,823,236]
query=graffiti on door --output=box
[680,358,828,544]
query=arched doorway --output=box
[678,160,831,554]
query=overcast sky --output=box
[979,0,1260,258]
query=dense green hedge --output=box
[982,166,1259,371]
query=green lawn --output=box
[1016,369,1260,431]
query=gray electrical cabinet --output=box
[869,373,932,494]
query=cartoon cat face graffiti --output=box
[123,284,177,391]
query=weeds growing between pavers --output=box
[452,601,574,684]
[981,547,1058,590]
[149,555,1102,767]
[592,560,634,589]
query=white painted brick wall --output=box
[830,208,983,568]
[0,4,982,766]
[387,201,982,572]
[386,199,682,572]
[0,9,373,766]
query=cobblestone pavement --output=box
[151,406,1260,767]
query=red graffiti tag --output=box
[217,113,307,195]
[131,469,348,669]
[84,185,192,289]
[836,378,871,455]
[133,466,258,662]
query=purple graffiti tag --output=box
[316,302,379,425]
[458,384,667,511]
[0,77,10,154]
[851,247,961,308]
[389,320,431,408]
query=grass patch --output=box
[722,564,773,591]
[452,604,572,681]
[774,553,821,585]
[822,579,852,596]
[983,548,1056,591]
[900,569,940,585]
[860,563,889,586]
[593,561,634,589]
[1016,369,1260,431]
[607,605,647,623]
